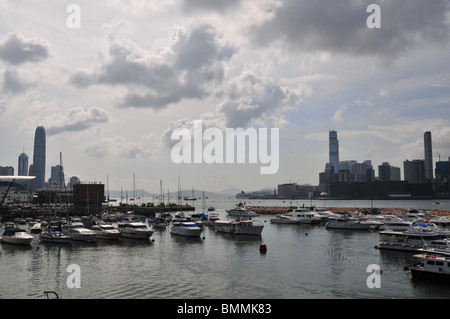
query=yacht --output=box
[40,228,71,244]
[226,204,257,218]
[325,216,372,230]
[205,212,220,226]
[40,222,70,244]
[379,216,412,231]
[377,227,442,252]
[285,207,321,224]
[215,217,264,235]
[409,253,450,282]
[170,219,203,237]
[63,221,97,243]
[1,227,33,245]
[270,214,299,224]
[92,223,120,240]
[118,221,154,239]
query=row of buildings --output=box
[315,130,449,199]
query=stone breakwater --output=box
[247,206,450,216]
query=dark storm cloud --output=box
[0,32,49,65]
[70,24,237,109]
[251,0,450,61]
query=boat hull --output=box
[1,236,33,245]
[40,232,71,244]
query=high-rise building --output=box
[18,151,28,176]
[404,159,425,184]
[49,164,65,186]
[424,131,433,183]
[29,126,46,192]
[329,130,339,172]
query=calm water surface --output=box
[1,199,450,299]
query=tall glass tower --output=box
[424,131,433,183]
[329,130,339,172]
[18,150,28,176]
[29,126,46,192]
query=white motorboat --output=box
[285,208,321,224]
[379,216,412,231]
[170,219,203,237]
[118,222,154,239]
[409,253,450,282]
[63,221,97,243]
[215,217,264,235]
[1,227,33,245]
[92,224,120,240]
[325,216,372,230]
[377,227,442,252]
[270,214,299,224]
[226,205,257,218]
[205,212,220,226]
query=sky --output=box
[0,0,449,195]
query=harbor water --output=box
[1,199,450,299]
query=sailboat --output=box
[151,180,169,228]
[40,153,71,244]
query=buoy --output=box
[259,244,267,254]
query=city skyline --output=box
[1,1,450,194]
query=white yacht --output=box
[118,221,154,239]
[226,205,257,218]
[379,216,412,231]
[377,227,442,252]
[170,219,203,237]
[215,217,264,235]
[1,227,33,245]
[285,208,321,224]
[63,221,97,243]
[270,214,299,224]
[409,253,450,282]
[92,223,120,240]
[325,216,372,230]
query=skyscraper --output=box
[329,130,339,172]
[424,131,433,183]
[18,150,28,176]
[29,126,46,192]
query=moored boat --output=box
[1,227,33,245]
[408,253,450,282]
[226,203,257,218]
[92,223,120,240]
[270,214,299,224]
[63,221,97,243]
[325,216,372,230]
[215,217,264,235]
[118,221,154,239]
[170,219,203,237]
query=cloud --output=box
[2,69,36,94]
[44,106,109,136]
[0,32,50,65]
[250,0,450,63]
[217,71,304,128]
[70,24,237,109]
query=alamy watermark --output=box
[170,120,279,175]
[366,264,382,289]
